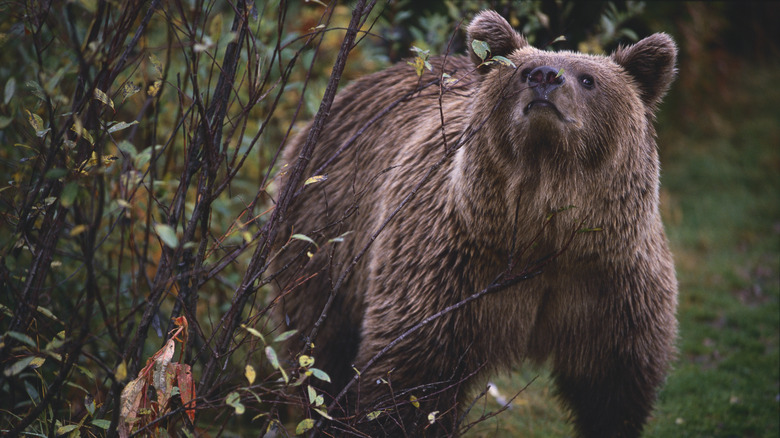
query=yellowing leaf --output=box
[70,224,88,237]
[25,109,43,132]
[147,80,162,97]
[428,410,439,424]
[245,364,256,385]
[70,121,94,145]
[149,54,163,79]
[296,418,315,435]
[120,82,141,103]
[298,355,314,368]
[119,376,146,426]
[314,408,332,420]
[410,395,420,408]
[491,55,516,68]
[408,57,425,77]
[366,410,382,421]
[115,360,127,381]
[93,88,115,112]
[304,174,327,186]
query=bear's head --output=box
[465,10,677,171]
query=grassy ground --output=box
[464,63,780,437]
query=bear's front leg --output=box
[344,308,475,437]
[550,290,676,438]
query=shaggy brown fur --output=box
[273,10,678,437]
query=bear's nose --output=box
[527,66,564,97]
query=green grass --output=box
[464,64,780,437]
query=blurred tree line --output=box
[0,1,776,436]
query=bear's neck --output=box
[448,138,661,266]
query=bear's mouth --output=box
[524,99,561,116]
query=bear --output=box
[273,10,678,438]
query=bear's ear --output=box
[467,10,527,73]
[612,33,678,111]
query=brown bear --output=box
[273,10,678,438]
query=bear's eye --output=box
[579,74,596,89]
[521,68,532,82]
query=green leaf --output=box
[295,418,315,435]
[471,39,490,61]
[265,346,280,369]
[44,168,67,180]
[4,356,36,377]
[154,223,179,248]
[5,331,36,347]
[107,120,139,133]
[56,424,79,435]
[241,324,266,344]
[36,306,61,322]
[307,385,317,404]
[309,367,331,383]
[266,345,288,384]
[60,182,79,208]
[291,234,318,249]
[273,329,297,343]
[366,410,382,421]
[91,419,111,430]
[84,395,95,417]
[225,391,245,414]
[4,77,15,105]
[327,231,352,244]
[26,80,46,102]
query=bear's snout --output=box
[526,65,565,99]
